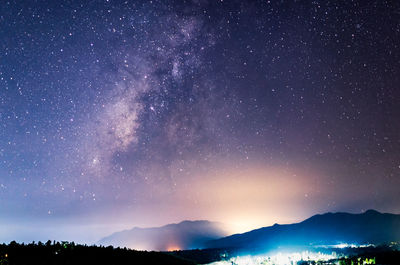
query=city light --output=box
[208,251,339,265]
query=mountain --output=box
[98,220,228,251]
[206,210,400,252]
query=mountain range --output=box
[206,209,400,252]
[98,220,227,251]
[99,210,400,252]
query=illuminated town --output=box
[208,251,378,265]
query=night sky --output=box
[1,0,400,244]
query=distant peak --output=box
[178,220,210,224]
[162,220,218,229]
[302,209,383,224]
[364,209,381,214]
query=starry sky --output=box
[1,0,400,244]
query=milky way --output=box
[0,0,400,243]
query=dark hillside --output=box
[0,241,194,265]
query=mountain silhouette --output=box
[98,220,227,251]
[206,210,400,252]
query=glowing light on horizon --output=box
[166,245,181,252]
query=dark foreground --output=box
[0,241,194,265]
[1,242,400,265]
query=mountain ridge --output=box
[103,220,218,237]
[98,220,228,251]
[206,210,400,252]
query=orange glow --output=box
[159,162,327,235]
[166,245,181,251]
